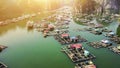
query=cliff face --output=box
[105,0,120,13]
[94,0,120,14]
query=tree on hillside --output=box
[95,0,110,16]
[74,0,97,14]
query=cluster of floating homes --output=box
[87,39,112,49]
[47,7,97,68]
[54,34,87,45]
[0,7,71,68]
[0,45,8,68]
[26,7,97,68]
[0,8,59,26]
[97,14,120,23]
[1,6,120,68]
[76,26,112,36]
[109,45,120,55]
[0,8,61,68]
[74,13,120,25]
[73,9,120,67]
[105,32,120,55]
[83,23,120,55]
[26,14,56,29]
[26,7,72,38]
[80,21,120,55]
[55,8,97,68]
[0,13,37,26]
[62,44,96,68]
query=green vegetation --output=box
[74,0,97,14]
[117,25,120,36]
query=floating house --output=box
[101,39,111,44]
[109,45,120,55]
[61,33,70,39]
[41,23,49,28]
[70,36,79,43]
[48,24,55,31]
[62,44,96,63]
[84,50,90,57]
[70,44,82,49]
[106,32,116,37]
[88,39,112,48]
[26,21,34,28]
[84,64,96,68]
[90,29,102,35]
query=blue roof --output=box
[101,40,111,44]
[109,32,115,35]
[71,36,76,39]
[84,50,90,56]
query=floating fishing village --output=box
[1,0,120,68]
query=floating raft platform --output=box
[54,34,87,45]
[42,29,69,37]
[0,62,7,68]
[90,30,102,35]
[108,36,120,44]
[108,46,120,55]
[54,34,70,45]
[87,40,112,49]
[84,27,103,35]
[61,44,96,63]
[87,42,102,49]
[102,28,112,32]
[75,61,96,68]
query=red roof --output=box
[70,44,82,49]
[61,34,69,37]
[85,65,96,68]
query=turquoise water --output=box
[0,23,74,68]
[0,12,120,68]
